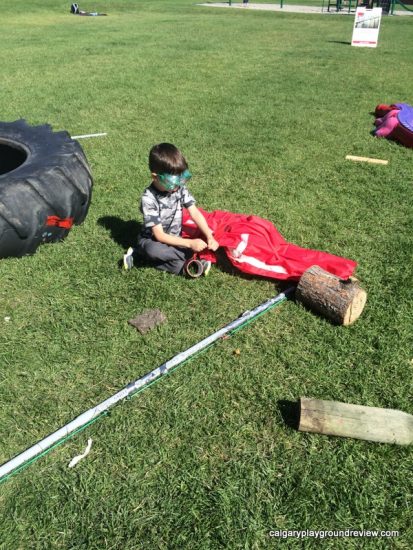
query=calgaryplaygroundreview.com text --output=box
[268,529,400,540]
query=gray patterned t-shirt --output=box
[139,183,196,238]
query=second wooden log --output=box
[299,397,413,445]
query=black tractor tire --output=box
[0,119,93,258]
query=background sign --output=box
[351,8,382,48]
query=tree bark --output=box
[296,265,367,325]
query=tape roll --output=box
[184,256,203,278]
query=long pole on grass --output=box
[0,288,294,482]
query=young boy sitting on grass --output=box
[124,143,219,276]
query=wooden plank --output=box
[299,397,413,445]
[346,155,388,165]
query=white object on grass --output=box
[345,155,388,165]
[71,133,107,139]
[68,439,93,468]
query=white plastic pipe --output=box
[0,288,293,480]
[71,133,107,139]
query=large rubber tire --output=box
[0,119,93,258]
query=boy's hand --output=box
[190,238,208,252]
[207,235,219,251]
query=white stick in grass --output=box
[68,439,93,468]
[71,133,107,139]
[346,155,388,165]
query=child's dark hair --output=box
[149,143,188,175]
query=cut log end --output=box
[343,286,367,325]
[296,265,367,326]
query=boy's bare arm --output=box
[187,205,219,250]
[152,224,207,252]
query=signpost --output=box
[351,7,383,48]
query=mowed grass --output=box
[0,1,412,548]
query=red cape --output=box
[182,208,357,281]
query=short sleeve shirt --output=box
[140,183,196,238]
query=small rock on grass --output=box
[128,309,167,334]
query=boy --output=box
[125,143,219,276]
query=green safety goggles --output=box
[158,169,192,191]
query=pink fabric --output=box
[374,109,399,137]
[182,208,357,281]
[373,103,413,147]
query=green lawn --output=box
[0,1,412,548]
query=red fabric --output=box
[391,123,413,148]
[46,216,74,229]
[182,208,357,281]
[374,104,394,117]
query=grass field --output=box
[0,1,412,548]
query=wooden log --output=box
[295,265,367,325]
[299,397,413,445]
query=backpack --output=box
[70,3,79,14]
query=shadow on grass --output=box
[278,400,300,430]
[327,40,351,45]
[98,216,142,249]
